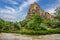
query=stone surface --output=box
[0,33,60,40]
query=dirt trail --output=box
[0,33,60,40]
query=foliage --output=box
[54,7,60,21]
[40,23,48,30]
[26,14,43,30]
[20,20,27,27]
[0,19,4,29]
[19,28,60,35]
[0,18,14,32]
[14,22,21,30]
[52,21,60,28]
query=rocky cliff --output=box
[26,2,54,20]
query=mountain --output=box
[26,2,54,20]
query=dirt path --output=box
[0,33,60,40]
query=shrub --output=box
[52,21,60,28]
[18,28,60,35]
[14,22,21,29]
[40,23,48,30]
[26,14,43,30]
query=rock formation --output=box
[26,2,54,20]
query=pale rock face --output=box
[26,2,54,20]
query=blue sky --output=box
[0,0,60,22]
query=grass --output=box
[16,28,60,35]
[1,28,60,35]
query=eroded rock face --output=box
[26,2,54,20]
[0,33,60,40]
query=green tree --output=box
[52,21,60,28]
[54,7,60,21]
[40,23,48,30]
[14,22,21,30]
[0,19,5,31]
[26,14,43,30]
[20,20,27,27]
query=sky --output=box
[0,0,60,22]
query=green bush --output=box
[40,23,48,30]
[18,28,60,35]
[26,14,43,30]
[14,22,21,29]
[52,21,60,28]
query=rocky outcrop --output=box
[26,2,54,20]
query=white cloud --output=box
[0,6,16,14]
[0,6,17,22]
[0,15,16,19]
[45,0,60,15]
[3,0,18,4]
[0,0,39,22]
[0,6,28,22]
[17,0,39,21]
[46,8,56,15]
[19,0,39,12]
[8,0,18,4]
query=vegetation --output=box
[26,14,43,30]
[54,7,60,21]
[0,7,60,35]
[19,28,60,35]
